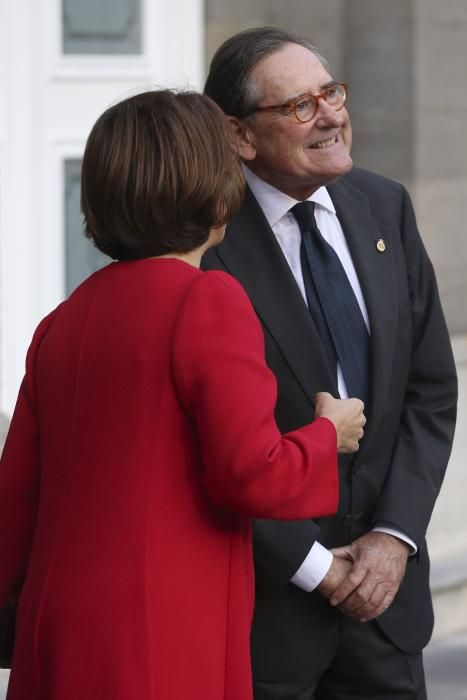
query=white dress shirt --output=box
[245,167,416,592]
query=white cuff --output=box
[290,542,333,592]
[373,525,417,555]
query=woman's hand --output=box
[314,392,365,453]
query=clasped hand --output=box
[318,531,410,622]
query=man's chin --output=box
[326,153,353,179]
[313,156,353,189]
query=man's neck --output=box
[243,164,321,201]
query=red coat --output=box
[0,259,338,700]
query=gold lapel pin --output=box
[376,238,386,253]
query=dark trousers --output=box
[253,615,427,700]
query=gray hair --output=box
[204,26,328,119]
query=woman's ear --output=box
[228,116,257,161]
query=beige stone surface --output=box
[415,0,467,180]
[0,414,9,453]
[0,671,8,697]
[414,179,467,334]
[432,584,467,640]
[427,335,467,560]
[204,0,345,83]
[428,335,467,639]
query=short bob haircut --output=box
[81,90,245,260]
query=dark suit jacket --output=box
[202,167,457,671]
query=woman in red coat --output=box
[0,90,364,700]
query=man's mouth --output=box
[310,136,338,149]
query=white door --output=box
[0,0,204,416]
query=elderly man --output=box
[202,26,457,700]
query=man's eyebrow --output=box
[321,80,338,90]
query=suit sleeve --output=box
[172,271,339,520]
[203,246,326,588]
[372,185,458,545]
[0,310,59,605]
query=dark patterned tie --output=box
[291,201,370,404]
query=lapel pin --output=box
[376,238,386,253]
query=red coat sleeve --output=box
[172,271,339,519]
[0,309,58,605]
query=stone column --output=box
[0,413,9,453]
[342,0,415,184]
[412,0,467,334]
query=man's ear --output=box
[228,116,256,161]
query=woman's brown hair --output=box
[81,90,245,260]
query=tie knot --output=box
[291,201,317,233]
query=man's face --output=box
[237,43,353,199]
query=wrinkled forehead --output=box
[250,42,334,102]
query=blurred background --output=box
[0,0,466,696]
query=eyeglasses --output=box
[249,82,348,123]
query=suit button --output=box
[353,462,366,475]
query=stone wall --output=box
[0,414,8,453]
[427,337,467,638]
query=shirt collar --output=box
[244,165,336,229]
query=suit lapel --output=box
[217,187,338,406]
[328,178,399,446]
[213,179,399,449]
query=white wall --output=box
[0,0,204,417]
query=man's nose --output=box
[314,100,345,128]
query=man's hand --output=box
[328,532,410,622]
[317,555,352,599]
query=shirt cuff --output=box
[372,525,417,555]
[290,542,333,592]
